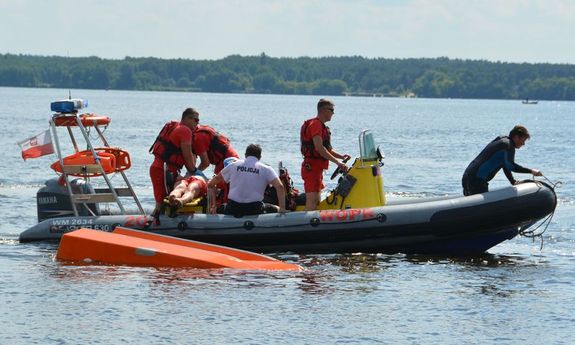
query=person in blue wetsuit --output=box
[462,125,542,196]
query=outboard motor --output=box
[37,178,100,222]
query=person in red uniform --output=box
[149,108,199,217]
[300,99,350,211]
[191,120,239,175]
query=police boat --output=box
[19,100,558,255]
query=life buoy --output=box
[53,113,111,127]
[51,148,131,177]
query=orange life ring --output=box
[53,113,111,127]
[50,148,131,177]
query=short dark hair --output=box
[509,125,530,139]
[317,98,334,111]
[245,144,262,159]
[182,107,199,120]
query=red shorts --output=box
[301,160,326,193]
[150,163,180,203]
[178,176,208,195]
[214,161,225,175]
[150,165,167,204]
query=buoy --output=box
[53,114,111,127]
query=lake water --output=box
[1,87,574,344]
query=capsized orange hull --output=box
[56,228,301,271]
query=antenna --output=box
[67,51,72,100]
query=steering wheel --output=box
[330,157,351,180]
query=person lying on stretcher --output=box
[167,158,234,213]
[168,174,208,208]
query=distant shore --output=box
[2,53,574,101]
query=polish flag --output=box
[18,129,55,160]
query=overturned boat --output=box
[19,99,558,255]
[57,227,301,271]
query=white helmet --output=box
[223,157,238,168]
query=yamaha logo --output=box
[38,196,58,205]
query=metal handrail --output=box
[49,111,144,216]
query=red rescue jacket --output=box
[300,118,331,159]
[149,121,185,168]
[193,125,233,166]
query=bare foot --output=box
[168,194,178,206]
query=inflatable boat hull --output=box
[21,181,557,255]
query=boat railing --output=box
[49,101,144,217]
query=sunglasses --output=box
[326,108,335,113]
[192,117,200,122]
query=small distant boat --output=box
[522,98,538,104]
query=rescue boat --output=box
[19,99,558,255]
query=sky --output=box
[1,0,574,64]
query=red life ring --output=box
[53,113,111,127]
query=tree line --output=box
[1,53,575,100]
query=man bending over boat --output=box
[300,99,350,210]
[208,144,286,217]
[462,125,542,196]
[189,112,239,175]
[149,108,200,217]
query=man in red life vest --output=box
[300,99,350,211]
[149,108,199,217]
[190,116,239,175]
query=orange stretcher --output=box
[56,227,302,271]
[50,148,131,177]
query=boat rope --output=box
[85,125,108,142]
[156,211,388,232]
[519,175,562,250]
[540,174,563,190]
[159,177,564,240]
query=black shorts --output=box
[224,199,264,217]
[462,174,488,196]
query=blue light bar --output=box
[51,99,88,113]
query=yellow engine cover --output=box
[295,158,385,211]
